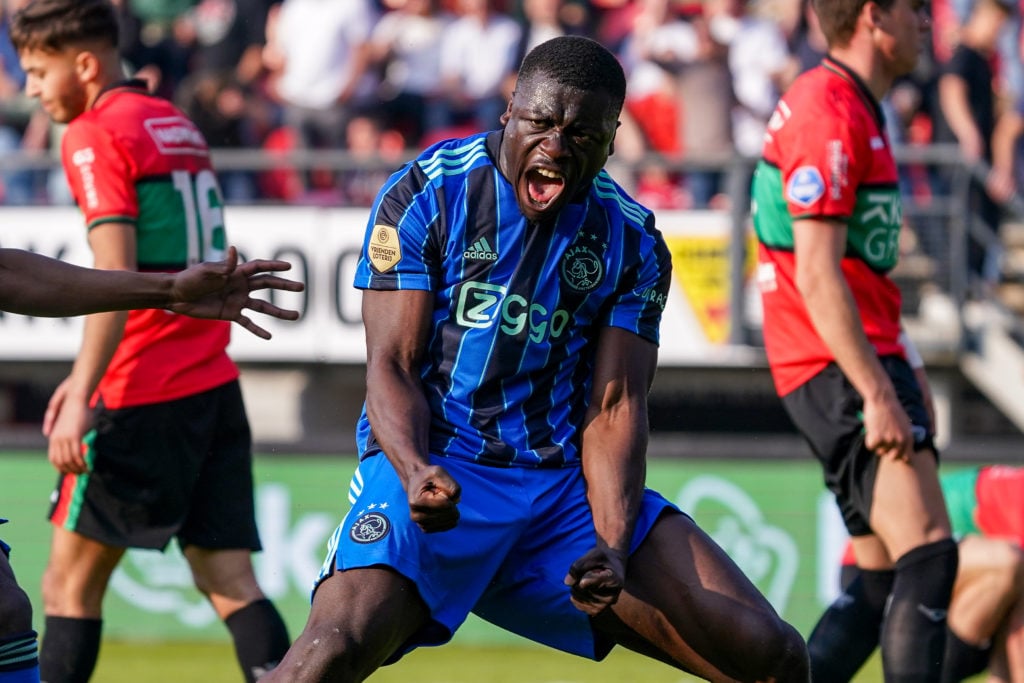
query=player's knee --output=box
[0,576,33,634]
[991,543,1024,598]
[735,613,809,681]
[287,622,381,683]
[766,620,810,681]
[40,564,64,612]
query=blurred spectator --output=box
[129,0,194,24]
[337,112,405,206]
[263,0,377,150]
[262,0,379,189]
[989,91,1024,203]
[934,0,1015,281]
[634,159,690,208]
[437,0,521,134]
[0,0,43,204]
[704,0,791,160]
[370,0,451,146]
[785,0,825,75]
[675,8,733,208]
[619,0,698,156]
[176,70,260,201]
[512,0,590,62]
[110,0,193,100]
[180,0,279,88]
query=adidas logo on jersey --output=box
[464,238,498,261]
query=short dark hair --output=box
[9,0,119,54]
[812,0,898,46]
[517,36,626,114]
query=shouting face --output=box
[497,72,618,223]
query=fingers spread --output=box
[235,314,273,340]
[244,297,300,321]
[246,275,305,293]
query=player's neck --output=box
[827,45,893,101]
[84,61,131,112]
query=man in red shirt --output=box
[750,0,957,678]
[10,2,294,681]
[0,248,302,683]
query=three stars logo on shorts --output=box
[349,503,392,544]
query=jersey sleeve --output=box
[776,96,873,222]
[354,162,440,291]
[61,118,138,229]
[605,214,672,345]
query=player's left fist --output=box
[564,546,627,616]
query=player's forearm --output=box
[581,406,648,554]
[65,310,130,400]
[801,264,895,403]
[0,249,176,316]
[364,360,433,485]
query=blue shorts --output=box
[315,454,680,661]
[0,518,8,557]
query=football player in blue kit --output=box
[265,36,810,683]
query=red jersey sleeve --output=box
[775,92,873,222]
[975,465,1024,546]
[61,118,138,228]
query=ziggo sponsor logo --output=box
[455,282,570,342]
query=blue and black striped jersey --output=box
[354,131,671,468]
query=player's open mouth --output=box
[526,167,565,207]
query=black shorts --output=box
[781,356,936,537]
[48,380,261,552]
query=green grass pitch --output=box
[92,640,986,682]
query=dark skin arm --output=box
[361,288,461,533]
[0,245,302,338]
[565,326,657,616]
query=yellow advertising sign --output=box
[665,232,758,344]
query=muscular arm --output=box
[0,246,302,335]
[566,326,657,615]
[362,288,460,533]
[0,248,160,316]
[793,217,912,460]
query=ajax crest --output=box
[561,245,603,292]
[350,512,391,544]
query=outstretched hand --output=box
[166,246,304,339]
[406,465,461,533]
[564,544,628,616]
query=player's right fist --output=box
[407,465,461,533]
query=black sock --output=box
[39,616,102,683]
[225,599,290,682]
[942,630,992,683]
[808,567,894,682]
[881,539,959,683]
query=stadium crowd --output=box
[0,0,1022,211]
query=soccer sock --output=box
[807,567,894,682]
[941,630,991,683]
[0,631,39,683]
[39,616,101,683]
[881,539,959,683]
[224,598,291,682]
